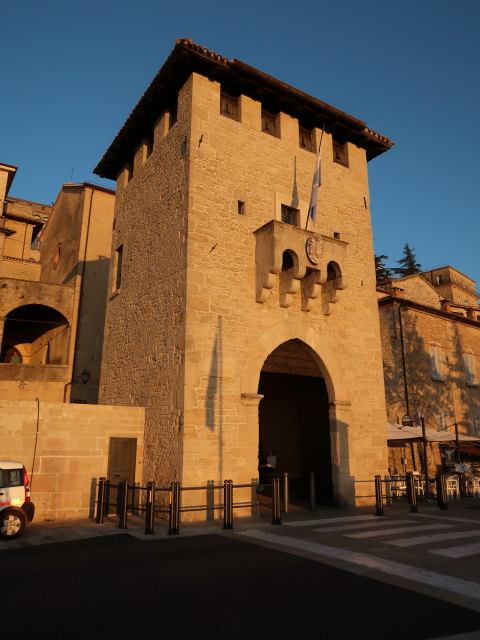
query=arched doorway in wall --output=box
[0,305,70,365]
[258,339,333,505]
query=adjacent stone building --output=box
[0,164,115,404]
[1,167,145,521]
[95,38,393,508]
[378,273,480,474]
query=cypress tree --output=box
[393,243,422,277]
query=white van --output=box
[0,461,35,540]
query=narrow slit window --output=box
[237,201,246,215]
[114,245,123,292]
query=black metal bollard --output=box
[436,474,448,510]
[406,472,417,513]
[144,481,155,535]
[223,480,234,530]
[168,481,180,535]
[375,475,384,516]
[104,480,111,517]
[118,479,129,529]
[96,477,106,524]
[283,472,289,514]
[309,471,316,511]
[272,477,282,525]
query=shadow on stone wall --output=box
[206,315,223,483]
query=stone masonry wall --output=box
[182,73,388,506]
[0,400,144,521]
[99,79,192,488]
[380,302,480,435]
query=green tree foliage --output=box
[375,254,392,285]
[393,243,422,277]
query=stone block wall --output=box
[181,73,388,505]
[380,301,480,435]
[0,400,144,521]
[99,79,192,488]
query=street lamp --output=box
[414,410,429,498]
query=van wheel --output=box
[0,509,25,540]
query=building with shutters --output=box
[378,273,480,474]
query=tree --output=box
[374,254,392,285]
[393,243,422,277]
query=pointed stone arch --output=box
[240,320,354,508]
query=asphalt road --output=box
[3,533,480,639]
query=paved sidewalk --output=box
[2,496,479,550]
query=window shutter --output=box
[464,353,477,385]
[430,346,443,380]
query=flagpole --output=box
[305,123,326,230]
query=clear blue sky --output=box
[2,0,479,283]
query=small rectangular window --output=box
[113,245,123,292]
[262,110,279,137]
[436,275,444,285]
[237,201,246,215]
[299,126,315,152]
[221,92,240,121]
[430,346,444,381]
[281,204,300,227]
[333,139,349,167]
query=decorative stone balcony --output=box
[254,220,347,313]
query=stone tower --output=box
[95,39,393,508]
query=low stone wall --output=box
[0,400,144,521]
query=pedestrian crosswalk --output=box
[306,514,480,558]
[345,523,453,539]
[238,512,480,606]
[432,541,480,558]
[386,529,480,548]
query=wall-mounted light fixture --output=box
[81,369,90,384]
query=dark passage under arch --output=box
[258,339,333,505]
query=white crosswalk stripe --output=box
[345,524,452,539]
[237,530,480,601]
[314,519,413,533]
[284,515,376,527]
[431,541,480,558]
[386,530,480,548]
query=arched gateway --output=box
[258,339,333,505]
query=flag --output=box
[308,151,321,224]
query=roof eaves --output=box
[94,38,393,179]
